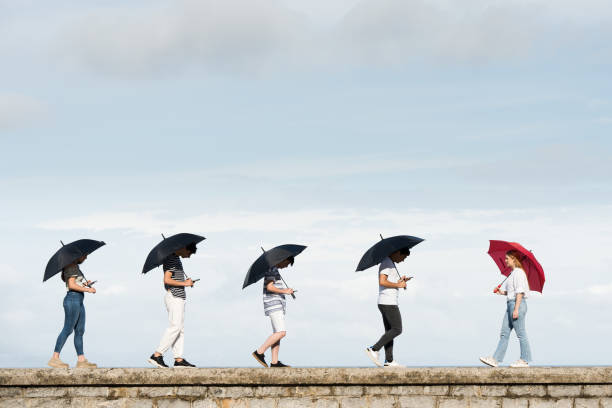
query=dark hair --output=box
[286,256,295,266]
[185,242,197,254]
[399,247,411,255]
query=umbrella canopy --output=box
[242,244,306,289]
[43,239,105,282]
[356,235,424,272]
[142,233,205,274]
[487,240,545,293]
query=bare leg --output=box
[257,331,286,356]
[271,340,281,364]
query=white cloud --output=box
[0,93,48,130]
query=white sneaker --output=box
[384,361,405,368]
[365,348,383,367]
[479,356,498,367]
[510,359,529,368]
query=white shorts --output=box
[269,310,286,333]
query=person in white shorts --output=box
[251,256,295,368]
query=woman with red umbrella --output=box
[480,241,543,368]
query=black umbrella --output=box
[142,233,205,274]
[43,239,105,282]
[242,244,307,299]
[356,235,424,289]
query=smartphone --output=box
[192,278,200,283]
[88,280,98,286]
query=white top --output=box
[378,257,400,305]
[504,268,530,300]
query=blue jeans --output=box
[493,299,532,362]
[53,291,86,355]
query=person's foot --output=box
[47,357,69,369]
[252,350,268,367]
[148,354,168,368]
[270,361,291,367]
[76,359,97,368]
[479,356,498,367]
[365,347,383,367]
[174,358,196,368]
[384,360,405,368]
[510,359,529,368]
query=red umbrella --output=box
[487,240,545,293]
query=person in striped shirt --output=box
[251,256,295,368]
[148,242,197,368]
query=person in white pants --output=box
[148,243,197,368]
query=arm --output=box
[67,277,95,293]
[164,271,193,287]
[266,280,294,295]
[379,273,407,289]
[513,293,523,319]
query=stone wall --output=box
[0,367,610,407]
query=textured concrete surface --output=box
[1,367,611,387]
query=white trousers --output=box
[156,291,185,359]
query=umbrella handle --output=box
[493,284,502,293]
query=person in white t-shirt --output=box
[365,247,412,368]
[480,250,533,368]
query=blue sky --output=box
[1,0,611,368]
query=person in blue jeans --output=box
[48,255,97,368]
[480,250,533,368]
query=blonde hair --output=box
[506,250,524,270]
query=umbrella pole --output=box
[261,247,296,300]
[380,234,407,290]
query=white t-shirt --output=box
[378,257,399,305]
[504,268,530,300]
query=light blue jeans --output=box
[493,299,532,362]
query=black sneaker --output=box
[270,361,291,368]
[174,358,196,368]
[147,354,168,368]
[252,350,268,367]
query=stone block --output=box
[423,386,450,396]
[547,386,582,397]
[122,399,155,408]
[469,397,501,408]
[176,386,208,397]
[219,399,248,408]
[0,398,26,408]
[90,400,127,408]
[370,396,396,408]
[501,398,528,408]
[108,387,139,398]
[601,398,612,408]
[339,397,368,408]
[438,397,469,408]
[27,398,72,407]
[156,398,191,408]
[138,387,175,398]
[290,387,332,397]
[314,400,340,408]
[451,386,481,397]
[191,399,219,408]
[365,386,418,396]
[398,396,436,408]
[507,386,547,397]
[480,387,507,397]
[254,387,290,398]
[584,385,612,397]
[277,397,316,408]
[69,386,110,397]
[0,387,22,397]
[24,387,69,397]
[332,387,363,397]
[248,399,279,408]
[208,386,255,398]
[574,398,599,408]
[527,399,572,408]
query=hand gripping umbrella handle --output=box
[279,274,296,300]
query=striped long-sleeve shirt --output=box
[262,267,286,316]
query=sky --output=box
[1,0,611,368]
